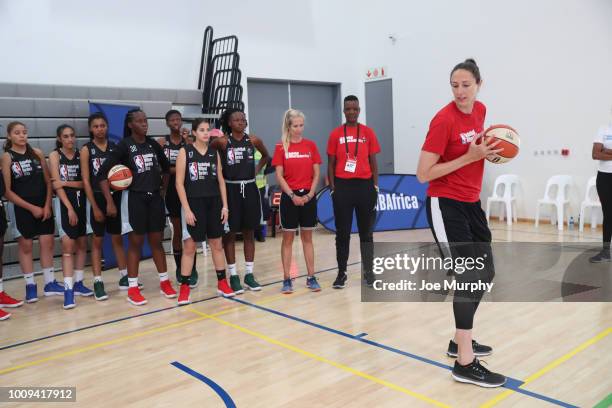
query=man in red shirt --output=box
[327,95,380,288]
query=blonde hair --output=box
[281,109,305,154]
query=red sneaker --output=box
[0,309,10,320]
[160,280,177,299]
[217,279,235,298]
[127,287,147,306]
[0,291,24,308]
[177,284,191,305]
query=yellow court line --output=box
[186,308,452,408]
[0,287,313,376]
[480,327,612,408]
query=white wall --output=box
[354,0,612,220]
[1,0,611,220]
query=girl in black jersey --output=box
[98,109,176,306]
[0,173,24,320]
[2,122,58,304]
[49,125,92,309]
[80,113,128,301]
[175,118,231,304]
[211,109,271,294]
[157,110,199,287]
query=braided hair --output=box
[123,108,145,138]
[219,108,245,135]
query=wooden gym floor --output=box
[0,221,610,407]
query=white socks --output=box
[245,262,254,275]
[228,264,237,276]
[158,272,169,282]
[43,267,55,284]
[94,276,103,283]
[64,276,74,290]
[24,273,35,285]
[119,269,128,278]
[0,278,3,293]
[128,277,139,288]
[75,270,84,283]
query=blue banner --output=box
[317,174,429,233]
[88,102,152,269]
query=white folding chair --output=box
[535,175,573,231]
[579,176,601,232]
[486,174,519,226]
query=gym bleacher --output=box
[0,82,203,277]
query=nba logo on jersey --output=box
[59,164,68,181]
[92,158,102,175]
[227,148,235,165]
[11,162,24,178]
[134,155,146,173]
[189,162,198,181]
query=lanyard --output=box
[343,124,360,159]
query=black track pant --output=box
[426,196,495,330]
[332,177,378,275]
[596,171,612,248]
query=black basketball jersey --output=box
[184,145,220,198]
[0,172,5,198]
[100,136,169,193]
[86,140,117,192]
[163,135,185,167]
[222,133,256,181]
[8,150,46,198]
[57,149,82,187]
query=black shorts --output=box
[121,190,166,235]
[7,195,55,239]
[54,189,88,239]
[89,191,122,237]
[165,183,181,218]
[182,195,223,242]
[280,189,317,231]
[226,181,262,232]
[0,203,7,237]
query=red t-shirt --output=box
[271,138,322,190]
[421,101,486,202]
[327,123,381,179]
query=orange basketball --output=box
[108,164,132,190]
[484,124,520,164]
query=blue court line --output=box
[0,263,358,352]
[171,361,236,408]
[355,333,368,338]
[229,297,578,408]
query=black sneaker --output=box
[332,272,347,289]
[447,339,492,357]
[452,358,506,388]
[364,271,375,287]
[589,249,611,263]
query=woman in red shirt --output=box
[417,59,506,388]
[272,109,322,294]
[327,95,380,289]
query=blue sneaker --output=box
[44,280,65,297]
[306,276,321,292]
[74,281,94,297]
[281,278,293,294]
[25,283,38,303]
[63,289,75,309]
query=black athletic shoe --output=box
[364,271,375,287]
[452,358,506,388]
[589,249,611,263]
[447,339,492,357]
[332,272,347,289]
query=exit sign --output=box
[366,66,388,81]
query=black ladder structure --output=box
[198,26,244,120]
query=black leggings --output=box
[332,178,378,274]
[426,197,495,330]
[596,171,612,248]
